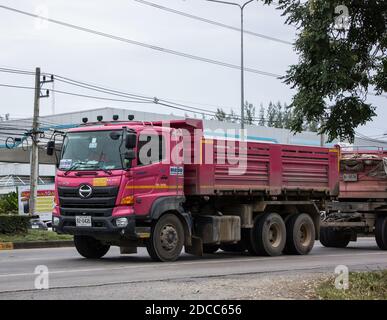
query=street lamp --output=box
[206,0,257,135]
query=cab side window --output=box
[137,134,166,166]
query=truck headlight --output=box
[53,217,60,226]
[116,217,128,228]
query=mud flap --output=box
[185,236,203,256]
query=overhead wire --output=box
[0,5,281,78]
[132,0,293,45]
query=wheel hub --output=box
[160,225,178,251]
[299,224,311,246]
[268,222,282,248]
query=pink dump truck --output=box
[47,117,340,261]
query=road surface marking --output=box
[0,251,386,279]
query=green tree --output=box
[226,109,239,123]
[273,102,284,128]
[266,102,277,127]
[214,108,227,122]
[308,120,319,132]
[0,192,18,214]
[258,104,266,126]
[264,0,386,142]
[244,101,256,125]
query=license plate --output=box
[343,173,358,182]
[76,216,92,227]
[31,225,39,229]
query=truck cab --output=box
[51,119,188,261]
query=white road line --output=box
[0,251,386,279]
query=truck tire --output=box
[375,215,387,250]
[284,213,315,255]
[146,214,184,262]
[319,227,350,248]
[248,212,286,256]
[74,235,110,259]
[203,244,220,254]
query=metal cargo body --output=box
[185,137,340,197]
[339,148,387,200]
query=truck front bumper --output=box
[52,215,150,240]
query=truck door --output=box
[131,131,172,216]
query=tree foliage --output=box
[213,101,319,132]
[263,0,386,142]
[0,192,18,214]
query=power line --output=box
[0,5,281,78]
[133,0,293,45]
[53,76,153,102]
[1,67,243,114]
[0,82,220,117]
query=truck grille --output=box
[58,186,119,217]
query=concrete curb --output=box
[0,240,74,250]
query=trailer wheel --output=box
[319,227,350,248]
[146,214,184,262]
[74,235,110,259]
[203,244,220,254]
[248,213,286,256]
[375,215,387,250]
[284,213,315,255]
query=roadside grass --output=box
[0,230,73,243]
[316,270,387,300]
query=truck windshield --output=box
[60,130,125,171]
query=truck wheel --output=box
[248,213,286,256]
[284,213,315,255]
[146,214,184,262]
[74,235,110,259]
[375,215,387,250]
[203,244,220,254]
[319,227,350,248]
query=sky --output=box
[0,0,385,138]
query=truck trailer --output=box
[321,147,387,250]
[47,117,340,262]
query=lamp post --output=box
[206,0,256,135]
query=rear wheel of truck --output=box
[248,212,286,256]
[147,214,184,262]
[203,244,220,254]
[284,213,315,255]
[375,215,387,250]
[319,227,350,248]
[74,235,110,259]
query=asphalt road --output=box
[0,238,386,299]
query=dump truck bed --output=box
[184,139,340,197]
[339,148,387,200]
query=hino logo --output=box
[79,185,93,198]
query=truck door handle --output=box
[160,175,168,180]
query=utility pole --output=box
[29,67,41,216]
[205,0,255,139]
[29,68,52,216]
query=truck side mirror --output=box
[125,133,136,149]
[124,149,136,160]
[46,141,55,156]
